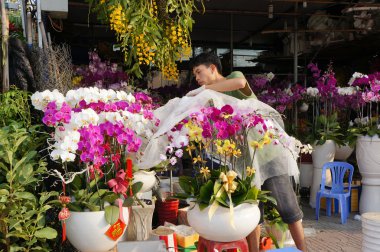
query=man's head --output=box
[190,52,223,86]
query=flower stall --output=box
[31,87,160,251]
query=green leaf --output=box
[14,192,36,202]
[179,176,195,195]
[82,202,100,212]
[39,191,59,205]
[198,202,208,211]
[68,202,83,212]
[131,181,143,194]
[199,180,213,203]
[6,151,13,166]
[0,189,9,195]
[123,197,134,207]
[9,245,26,252]
[89,189,108,203]
[12,135,28,153]
[104,205,119,225]
[103,193,119,204]
[34,227,57,239]
[246,186,260,201]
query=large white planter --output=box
[299,162,313,188]
[361,212,380,252]
[187,203,260,242]
[334,143,354,161]
[356,135,380,214]
[309,140,335,208]
[66,208,129,252]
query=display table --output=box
[267,247,302,251]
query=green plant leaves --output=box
[105,205,120,225]
[14,192,36,202]
[34,227,57,239]
[131,181,143,194]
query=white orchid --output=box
[337,87,356,96]
[348,72,368,86]
[31,89,65,110]
[306,87,319,97]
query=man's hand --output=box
[185,85,206,97]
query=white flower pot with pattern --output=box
[187,203,260,242]
[66,208,129,252]
[356,135,380,214]
[133,170,157,193]
[309,140,335,208]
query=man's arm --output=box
[204,77,246,92]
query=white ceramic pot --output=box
[362,212,380,252]
[334,143,354,161]
[133,170,157,193]
[311,140,336,169]
[309,140,335,208]
[187,203,260,242]
[66,208,129,252]
[356,135,380,214]
[299,162,313,188]
[122,203,155,241]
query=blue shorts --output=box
[259,174,303,224]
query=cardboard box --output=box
[176,231,199,248]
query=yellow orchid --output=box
[192,156,202,164]
[250,140,264,149]
[246,166,256,177]
[262,132,272,145]
[185,144,196,156]
[200,167,211,180]
[232,149,242,158]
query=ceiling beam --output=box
[199,9,347,18]
[261,29,378,34]
[191,40,274,50]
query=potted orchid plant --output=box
[31,87,159,251]
[346,71,380,213]
[159,104,287,242]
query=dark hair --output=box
[189,52,222,74]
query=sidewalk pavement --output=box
[300,200,362,252]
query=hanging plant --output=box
[87,0,204,81]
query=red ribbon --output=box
[107,170,129,195]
